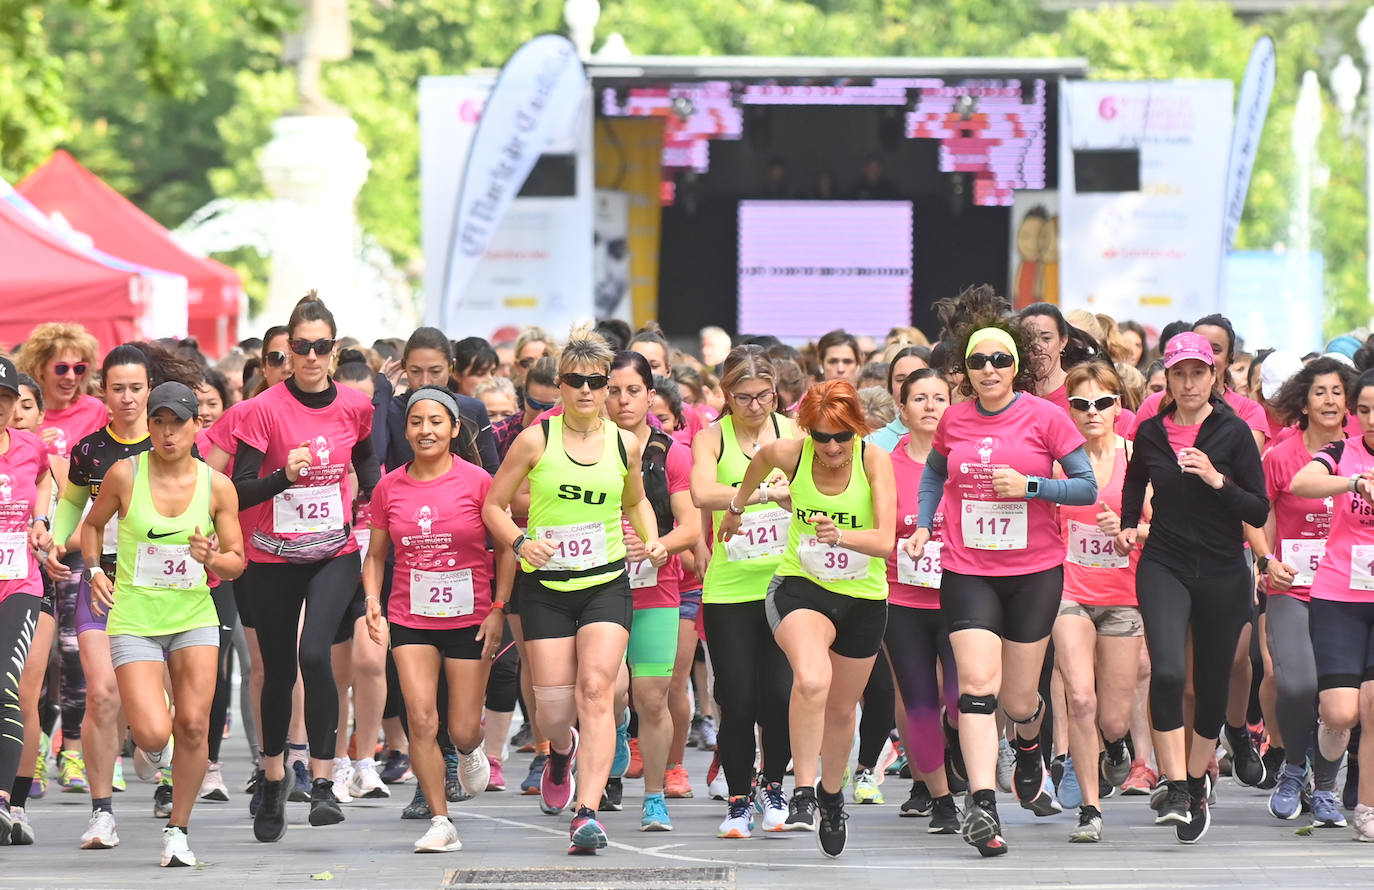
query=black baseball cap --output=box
[0,357,18,396]
[147,381,199,420]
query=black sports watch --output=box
[512,534,528,557]
[1257,555,1271,573]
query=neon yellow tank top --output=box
[524,415,628,592]
[109,454,218,636]
[702,414,796,604]
[776,438,887,600]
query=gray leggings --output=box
[1265,594,1340,788]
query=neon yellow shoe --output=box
[112,757,127,792]
[852,768,884,804]
[58,750,88,792]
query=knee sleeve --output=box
[958,692,998,715]
[532,684,577,731]
[1008,694,1044,726]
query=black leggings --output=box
[703,599,793,797]
[0,595,38,789]
[1136,558,1250,737]
[858,649,895,769]
[207,581,237,763]
[251,553,362,761]
[486,623,519,712]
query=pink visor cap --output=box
[1163,332,1215,369]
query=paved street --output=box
[5,724,1374,889]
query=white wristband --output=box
[759,483,770,504]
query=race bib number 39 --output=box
[725,508,790,562]
[133,544,204,590]
[1282,538,1326,589]
[1067,519,1128,569]
[541,521,609,572]
[273,485,344,534]
[0,532,27,581]
[799,533,867,582]
[409,568,475,618]
[961,500,1028,551]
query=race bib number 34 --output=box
[273,485,344,534]
[409,568,475,618]
[133,544,204,590]
[961,500,1028,551]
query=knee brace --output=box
[958,692,998,716]
[1008,694,1044,726]
[532,684,577,729]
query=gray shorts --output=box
[109,626,220,669]
[1056,599,1144,638]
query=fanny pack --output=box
[251,525,352,564]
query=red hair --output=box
[797,380,867,436]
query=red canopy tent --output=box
[0,199,141,354]
[18,151,243,357]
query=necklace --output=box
[564,418,600,440]
[819,454,853,470]
[737,425,764,454]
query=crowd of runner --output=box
[0,284,1372,865]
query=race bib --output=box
[409,568,475,618]
[1067,519,1128,569]
[354,527,372,556]
[961,500,1028,550]
[1282,538,1326,589]
[799,533,867,582]
[0,532,27,581]
[1351,545,1374,592]
[541,521,608,572]
[628,558,659,589]
[897,540,942,588]
[133,543,204,590]
[273,485,344,534]
[725,508,790,562]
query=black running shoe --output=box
[928,794,960,835]
[960,799,1007,857]
[600,777,624,812]
[1258,746,1284,791]
[1224,725,1266,788]
[1013,739,1045,805]
[901,780,933,817]
[252,775,289,842]
[308,777,345,826]
[401,784,432,820]
[816,789,848,858]
[1175,779,1210,844]
[942,717,968,789]
[786,786,817,832]
[1155,780,1191,827]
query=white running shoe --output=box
[9,806,34,845]
[199,761,229,802]
[349,758,391,799]
[414,815,462,852]
[133,742,173,782]
[996,738,1015,794]
[458,747,491,797]
[332,757,355,804]
[160,826,196,867]
[708,772,729,802]
[753,781,790,832]
[80,810,120,849]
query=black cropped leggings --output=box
[0,594,38,790]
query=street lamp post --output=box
[1357,8,1374,306]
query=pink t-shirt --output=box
[234,383,374,564]
[1264,433,1335,603]
[932,393,1085,577]
[1162,415,1201,454]
[886,436,944,609]
[370,458,493,629]
[1058,445,1139,607]
[0,430,47,601]
[1134,390,1268,443]
[627,439,691,610]
[41,395,107,458]
[1310,437,1374,603]
[1273,414,1361,450]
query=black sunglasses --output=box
[264,351,288,367]
[561,373,609,390]
[289,338,336,357]
[53,362,89,377]
[1068,394,1120,413]
[810,430,856,445]
[524,393,556,412]
[966,352,1016,371]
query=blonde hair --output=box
[718,344,777,416]
[17,322,98,379]
[516,326,559,362]
[475,375,517,403]
[558,324,614,375]
[858,386,897,430]
[885,325,931,348]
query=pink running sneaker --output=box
[540,728,579,814]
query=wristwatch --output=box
[86,565,106,583]
[512,534,528,557]
[1025,477,1040,499]
[1257,554,1272,573]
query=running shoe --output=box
[687,715,705,749]
[160,826,196,867]
[540,728,578,814]
[200,761,230,802]
[510,722,535,753]
[1069,805,1102,843]
[1057,755,1083,809]
[569,805,608,854]
[111,757,126,792]
[600,777,623,812]
[522,753,548,795]
[9,806,33,845]
[401,785,432,820]
[1222,725,1266,788]
[1353,803,1374,841]
[289,759,312,802]
[414,815,462,852]
[1268,763,1305,820]
[379,749,413,784]
[943,717,969,790]
[626,737,643,779]
[612,711,631,777]
[1176,779,1210,844]
[134,742,173,782]
[30,750,47,800]
[1101,737,1131,788]
[1150,773,1171,814]
[253,775,290,842]
[994,737,1013,794]
[153,771,174,819]
[1155,780,1190,826]
[640,792,673,831]
[961,798,1007,857]
[1121,761,1157,796]
[875,738,901,779]
[887,753,908,777]
[699,715,717,749]
[58,749,87,792]
[1012,738,1044,804]
[1318,719,1351,763]
[664,763,693,798]
[901,780,933,817]
[718,795,753,838]
[706,750,727,800]
[247,768,265,815]
[309,776,345,826]
[816,788,848,858]
[1312,789,1347,828]
[350,757,390,799]
[928,794,960,834]
[458,747,491,797]
[486,758,506,791]
[1258,745,1285,791]
[852,768,884,804]
[331,757,355,804]
[0,800,11,846]
[80,809,120,849]
[444,751,471,803]
[753,780,789,832]
[785,786,818,831]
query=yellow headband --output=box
[965,328,1020,372]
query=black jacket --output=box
[1121,395,1267,577]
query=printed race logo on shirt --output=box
[400,505,453,549]
[415,505,436,536]
[311,435,333,466]
[0,475,12,503]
